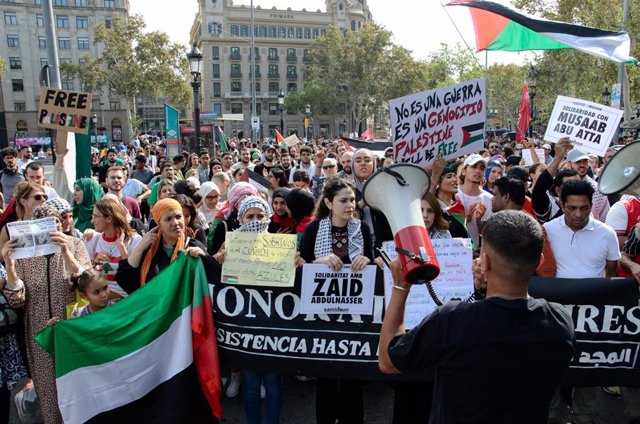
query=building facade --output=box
[189,0,372,141]
[0,0,130,148]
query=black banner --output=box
[212,272,640,386]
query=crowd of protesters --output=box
[0,128,637,423]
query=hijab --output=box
[73,178,103,232]
[198,182,221,224]
[236,196,271,233]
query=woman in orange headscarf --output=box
[116,198,219,293]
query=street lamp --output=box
[278,89,285,136]
[304,103,311,141]
[526,65,537,136]
[187,42,203,153]
[602,87,611,105]
[91,113,97,144]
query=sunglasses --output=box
[323,165,336,170]
[30,194,48,201]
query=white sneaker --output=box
[296,375,315,382]
[226,372,241,398]
[260,384,266,399]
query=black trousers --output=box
[392,380,434,424]
[316,378,364,424]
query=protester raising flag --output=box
[35,256,222,424]
[361,127,373,141]
[516,83,531,142]
[448,0,638,64]
[217,126,230,153]
[275,130,285,146]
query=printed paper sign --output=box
[521,148,545,166]
[37,87,92,134]
[382,238,474,329]
[543,96,623,157]
[389,78,487,167]
[300,264,377,315]
[7,217,60,259]
[222,233,297,287]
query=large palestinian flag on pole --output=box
[448,0,638,64]
[35,255,222,424]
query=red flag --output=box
[515,83,531,142]
[342,140,355,152]
[361,127,373,141]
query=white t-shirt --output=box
[289,162,316,184]
[123,178,147,199]
[605,195,638,233]
[456,188,493,247]
[84,232,142,297]
[544,215,620,279]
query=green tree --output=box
[486,63,529,129]
[60,15,192,138]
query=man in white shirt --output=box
[457,154,493,247]
[16,145,33,170]
[288,145,316,184]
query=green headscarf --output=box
[73,178,104,232]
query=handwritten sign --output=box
[521,148,545,166]
[382,238,474,329]
[300,264,376,315]
[389,78,486,167]
[37,87,92,134]
[543,96,623,157]
[222,233,297,287]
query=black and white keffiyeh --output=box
[314,217,364,261]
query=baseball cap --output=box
[542,144,552,150]
[265,145,277,152]
[567,149,590,163]
[464,154,487,167]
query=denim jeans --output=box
[241,370,282,424]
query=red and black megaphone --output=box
[362,164,440,284]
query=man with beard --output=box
[231,147,255,172]
[148,161,178,187]
[254,145,277,177]
[566,149,609,222]
[268,188,295,233]
[279,149,293,180]
[0,147,24,206]
[220,152,234,173]
[337,151,354,183]
[130,154,154,185]
[17,145,33,170]
[106,166,141,219]
[288,146,316,184]
[98,148,124,186]
[457,154,493,248]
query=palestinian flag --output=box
[448,1,638,64]
[275,130,286,146]
[447,196,467,230]
[240,168,272,194]
[461,122,485,148]
[35,256,222,424]
[217,126,230,153]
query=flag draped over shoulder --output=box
[35,255,222,424]
[516,83,531,142]
[217,126,229,153]
[448,0,638,64]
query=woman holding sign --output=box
[299,177,373,424]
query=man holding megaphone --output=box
[379,210,576,424]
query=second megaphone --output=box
[362,164,440,284]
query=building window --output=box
[38,36,46,49]
[12,79,24,92]
[36,14,44,27]
[40,58,48,67]
[231,82,241,92]
[240,25,249,37]
[212,46,219,60]
[61,79,74,90]
[57,15,69,28]
[255,82,261,94]
[35,0,42,4]
[252,64,260,77]
[351,20,356,31]
[287,83,297,92]
[4,12,17,25]
[7,35,19,48]
[76,16,88,29]
[258,26,267,38]
[269,103,278,115]
[268,81,279,93]
[278,26,286,38]
[212,63,220,78]
[110,101,120,109]
[60,57,72,64]
[230,103,242,114]
[268,48,278,60]
[54,0,68,6]
[14,102,26,112]
[213,103,222,116]
[105,17,112,28]
[76,0,88,6]
[250,46,259,59]
[58,37,71,49]
[304,28,311,39]
[230,63,241,77]
[208,22,221,35]
[9,57,21,70]
[286,48,296,60]
[78,57,85,64]
[104,0,115,8]
[268,64,279,78]
[288,27,295,39]
[255,103,262,116]
[296,27,303,39]
[268,26,277,38]
[230,24,239,36]
[230,46,240,59]
[213,82,221,97]
[78,37,90,49]
[313,28,320,39]
[287,65,296,77]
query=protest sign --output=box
[543,96,623,157]
[389,78,486,166]
[382,239,474,329]
[521,148,545,166]
[37,87,92,134]
[300,264,376,315]
[7,217,60,259]
[221,232,297,287]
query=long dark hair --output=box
[172,194,203,230]
[315,177,355,220]
[270,166,288,189]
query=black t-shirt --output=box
[388,297,575,424]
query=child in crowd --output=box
[71,269,113,318]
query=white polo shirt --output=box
[544,215,620,279]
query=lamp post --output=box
[602,87,611,105]
[187,43,203,153]
[278,89,285,136]
[526,65,537,136]
[304,103,311,141]
[91,113,97,145]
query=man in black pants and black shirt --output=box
[379,210,576,424]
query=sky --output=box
[129,0,532,66]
